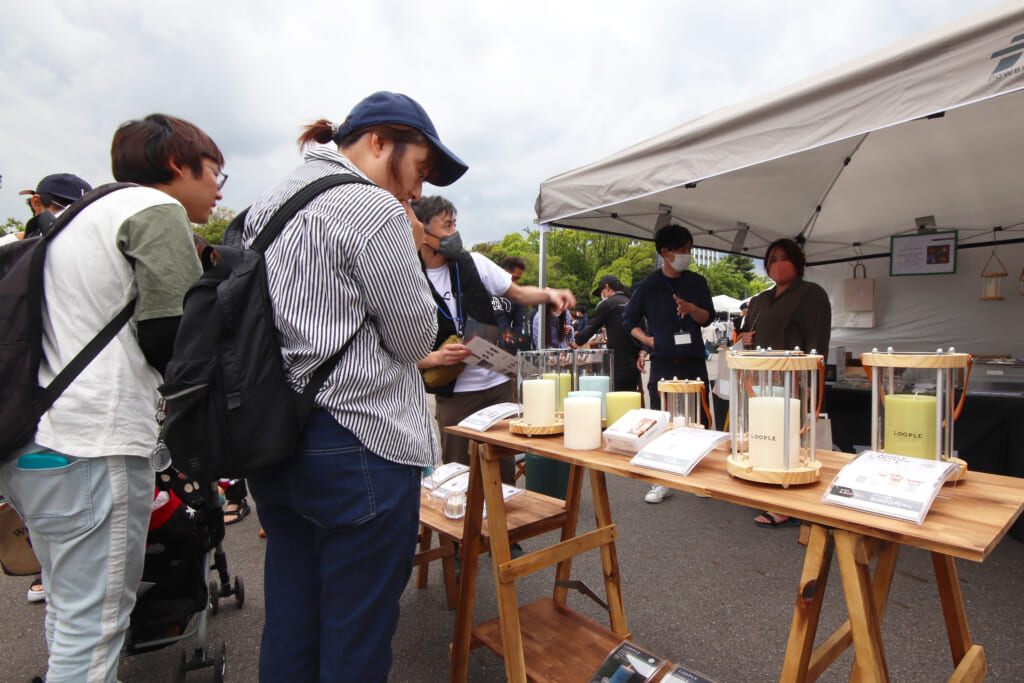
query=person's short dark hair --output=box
[500,256,526,272]
[411,195,457,226]
[739,301,749,311]
[111,113,224,186]
[654,224,693,253]
[764,238,806,278]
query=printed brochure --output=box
[821,450,958,524]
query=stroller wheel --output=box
[209,580,220,615]
[176,650,188,683]
[233,576,245,609]
[213,642,226,682]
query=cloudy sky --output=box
[0,0,1004,245]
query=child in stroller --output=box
[123,467,243,681]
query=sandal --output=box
[754,510,799,528]
[223,499,250,525]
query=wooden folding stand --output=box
[448,441,630,683]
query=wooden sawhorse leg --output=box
[932,552,986,681]
[781,525,900,682]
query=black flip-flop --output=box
[754,510,799,528]
[223,500,250,525]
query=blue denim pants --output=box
[248,410,421,683]
[0,453,152,683]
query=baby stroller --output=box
[123,467,244,681]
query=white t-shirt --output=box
[425,252,513,394]
[36,187,201,459]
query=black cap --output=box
[19,173,92,204]
[334,91,468,187]
[593,274,625,297]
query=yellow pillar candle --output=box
[542,372,572,411]
[884,394,937,459]
[563,397,603,450]
[747,397,801,469]
[605,391,642,426]
[522,379,556,426]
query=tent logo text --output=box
[990,32,1024,80]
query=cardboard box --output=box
[602,409,670,455]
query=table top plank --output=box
[447,422,1024,562]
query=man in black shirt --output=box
[574,274,640,392]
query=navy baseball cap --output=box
[19,173,93,204]
[334,92,468,187]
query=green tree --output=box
[192,206,236,245]
[3,217,25,236]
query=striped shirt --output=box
[242,146,440,467]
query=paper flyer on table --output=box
[630,427,731,477]
[421,462,469,490]
[433,472,522,502]
[458,402,521,431]
[821,450,958,524]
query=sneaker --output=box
[27,576,45,603]
[644,485,671,504]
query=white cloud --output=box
[0,0,1004,245]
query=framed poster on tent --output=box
[889,230,958,276]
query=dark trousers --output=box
[249,410,420,683]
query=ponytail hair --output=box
[297,119,338,149]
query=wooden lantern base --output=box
[726,454,822,488]
[509,418,564,436]
[943,456,968,484]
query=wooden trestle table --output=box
[445,421,1024,683]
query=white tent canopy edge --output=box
[534,1,1024,265]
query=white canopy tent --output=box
[536,2,1024,264]
[535,2,1024,357]
[712,294,743,315]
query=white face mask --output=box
[669,253,691,272]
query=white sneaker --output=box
[644,485,671,504]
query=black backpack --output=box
[0,183,136,459]
[158,173,372,481]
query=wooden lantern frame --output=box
[725,350,823,487]
[860,349,971,482]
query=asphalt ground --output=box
[3,470,1024,683]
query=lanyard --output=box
[661,272,685,321]
[436,261,464,336]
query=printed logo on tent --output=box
[990,32,1024,79]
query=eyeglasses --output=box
[204,162,228,190]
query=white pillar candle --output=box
[563,397,603,450]
[747,396,801,469]
[522,379,556,426]
[569,389,606,419]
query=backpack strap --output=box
[31,182,138,413]
[250,173,373,253]
[247,172,375,418]
[41,300,137,406]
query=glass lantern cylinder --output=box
[574,347,613,422]
[725,349,823,486]
[860,348,970,471]
[517,349,575,424]
[658,379,705,428]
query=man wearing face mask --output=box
[414,196,575,487]
[623,224,714,503]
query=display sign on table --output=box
[821,450,958,524]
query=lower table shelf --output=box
[472,598,624,683]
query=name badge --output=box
[674,332,692,345]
